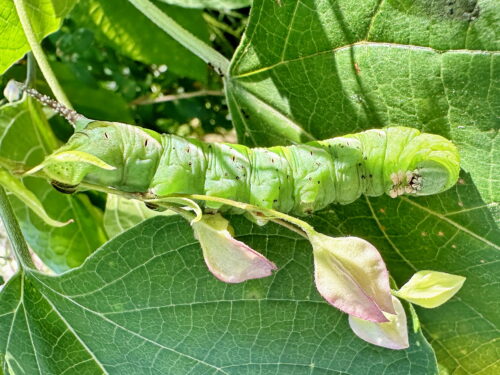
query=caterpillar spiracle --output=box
[25,87,460,216]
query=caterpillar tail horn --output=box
[7,80,93,129]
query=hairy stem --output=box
[129,0,230,76]
[12,0,72,109]
[0,187,35,269]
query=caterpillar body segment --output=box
[41,120,460,215]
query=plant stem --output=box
[174,194,316,235]
[203,13,240,38]
[25,52,36,87]
[132,90,224,105]
[271,218,308,239]
[0,187,35,269]
[12,161,313,241]
[13,0,73,109]
[129,0,230,76]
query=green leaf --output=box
[227,0,499,203]
[157,0,251,9]
[103,194,165,238]
[394,270,466,309]
[309,176,499,374]
[227,1,499,372]
[0,167,71,227]
[0,215,438,374]
[72,0,210,81]
[0,98,107,272]
[0,0,77,74]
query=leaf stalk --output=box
[12,0,73,109]
[0,186,35,269]
[129,0,230,76]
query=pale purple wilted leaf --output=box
[192,214,277,283]
[310,233,394,322]
[349,296,409,350]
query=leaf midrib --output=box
[29,272,230,375]
[231,41,499,78]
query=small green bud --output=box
[394,270,466,308]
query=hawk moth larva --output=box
[41,119,460,216]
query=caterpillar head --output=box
[388,133,460,198]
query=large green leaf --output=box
[157,0,251,9]
[308,174,499,374]
[0,0,76,74]
[0,99,107,272]
[72,0,210,81]
[103,194,168,238]
[227,0,499,204]
[226,0,499,373]
[0,215,438,374]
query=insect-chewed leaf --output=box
[0,168,71,227]
[393,270,466,308]
[192,214,277,283]
[349,296,409,350]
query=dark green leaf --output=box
[308,172,499,374]
[0,215,438,374]
[72,0,210,81]
[227,1,499,372]
[228,0,498,203]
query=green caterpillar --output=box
[25,88,460,216]
[16,86,466,333]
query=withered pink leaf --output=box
[192,214,277,283]
[310,233,394,322]
[349,296,409,350]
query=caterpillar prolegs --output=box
[42,119,460,216]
